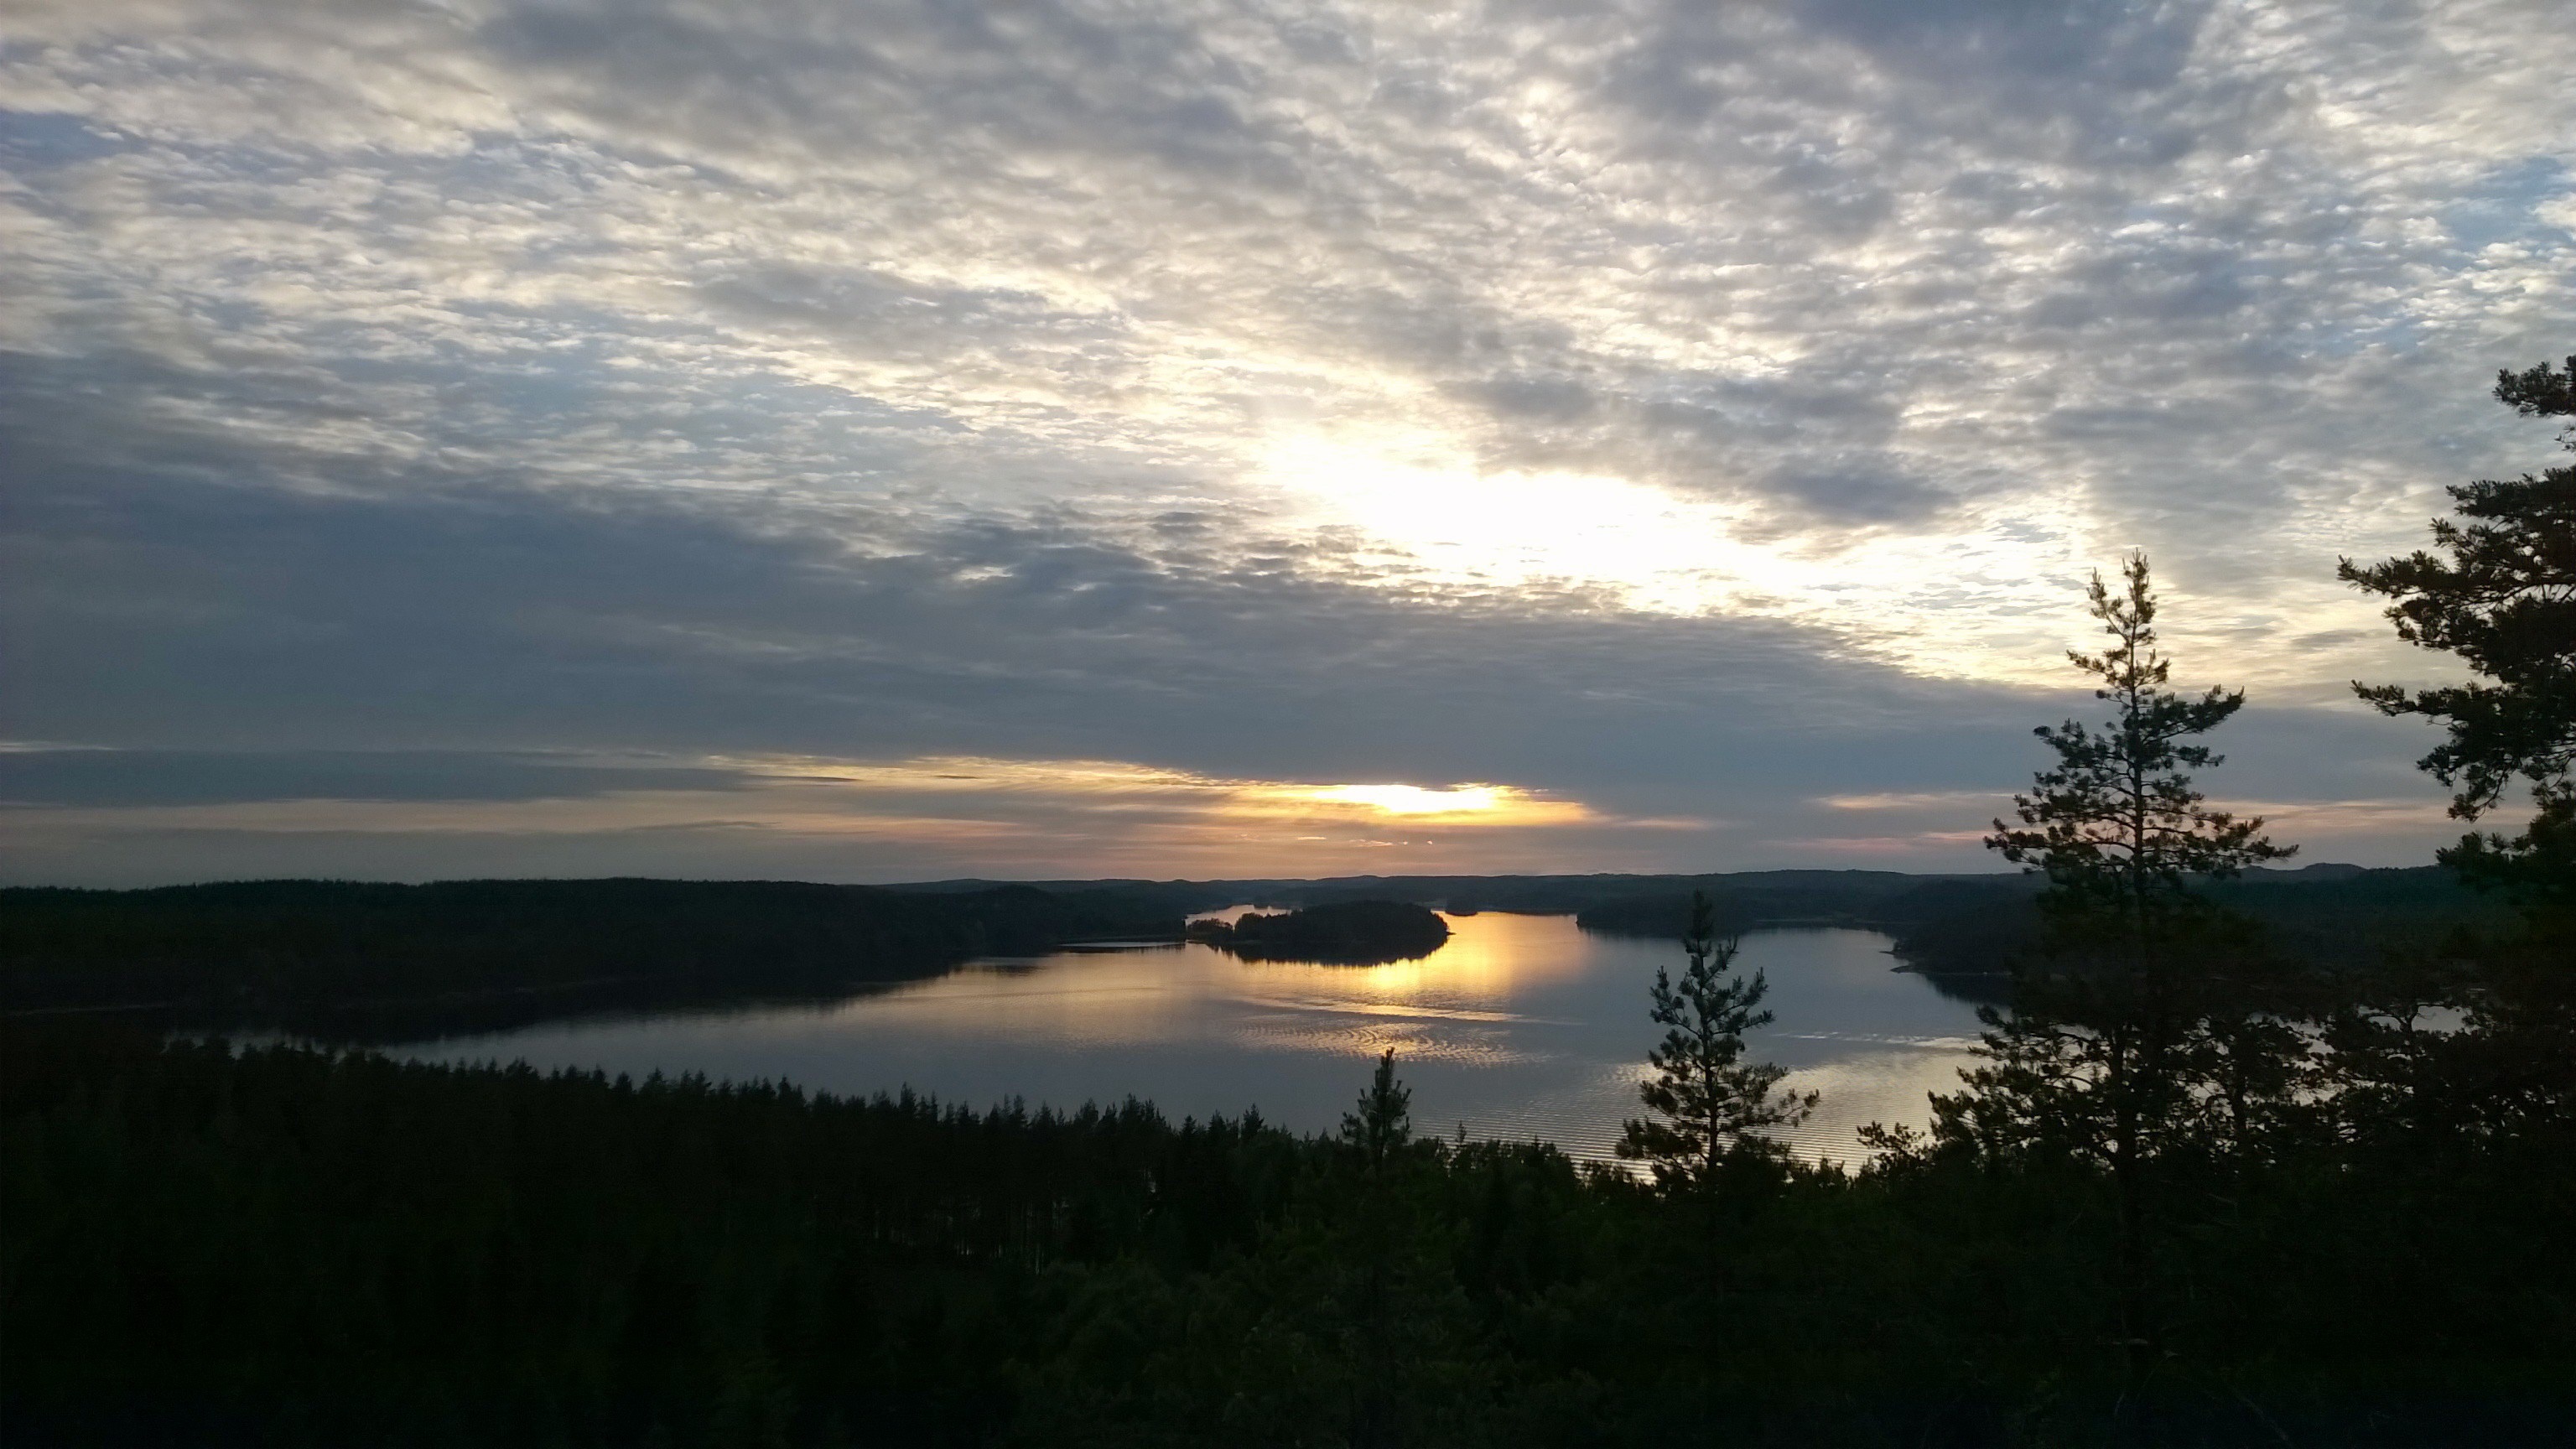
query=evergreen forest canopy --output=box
[3,358,2573,1446]
[1185,900,1452,963]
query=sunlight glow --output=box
[1252,431,2095,678]
[730,755,1594,825]
[1301,783,1504,816]
[1253,429,2360,692]
[13,756,1613,849]
[1253,782,1596,827]
[1260,434,1748,612]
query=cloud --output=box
[3,0,2567,881]
[0,746,1698,885]
[1816,791,2006,813]
[0,748,752,808]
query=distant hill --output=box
[3,866,2503,1037]
[0,878,1178,1036]
[905,865,2507,980]
[893,869,2007,922]
[1569,871,2012,938]
[1858,865,2502,980]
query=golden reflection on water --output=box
[834,911,1600,1057]
[823,947,1208,1048]
[1249,910,1598,1003]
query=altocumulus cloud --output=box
[0,0,2568,883]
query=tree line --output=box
[0,879,1179,1039]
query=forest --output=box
[1,360,2570,1446]
[0,879,1181,1040]
[4,1008,2568,1448]
[1185,901,1453,963]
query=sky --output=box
[2,0,2571,887]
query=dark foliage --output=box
[4,1023,2568,1448]
[0,879,1178,1038]
[1571,870,1984,937]
[2343,353,2576,937]
[1924,555,2295,1382]
[1187,901,1451,963]
[1887,864,2509,973]
[1868,539,2576,1434]
[1616,891,1812,1187]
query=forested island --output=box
[1186,900,1452,963]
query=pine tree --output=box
[2337,357,2576,1169]
[1989,553,2293,942]
[1335,1048,1427,1449]
[1616,891,1815,1189]
[1947,552,2293,1377]
[2341,354,2576,943]
[1342,1047,1414,1169]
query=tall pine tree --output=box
[1942,553,2293,1377]
[2337,356,2576,1166]
[1617,891,1815,1189]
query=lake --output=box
[391,907,1978,1155]
[397,911,1992,1163]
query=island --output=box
[1185,899,1452,964]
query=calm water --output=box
[398,913,1989,1163]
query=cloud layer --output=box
[3,0,2568,881]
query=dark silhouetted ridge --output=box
[0,877,1179,1036]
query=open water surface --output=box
[397,912,1990,1162]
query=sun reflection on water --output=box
[413,913,1994,1162]
[834,911,1600,1057]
